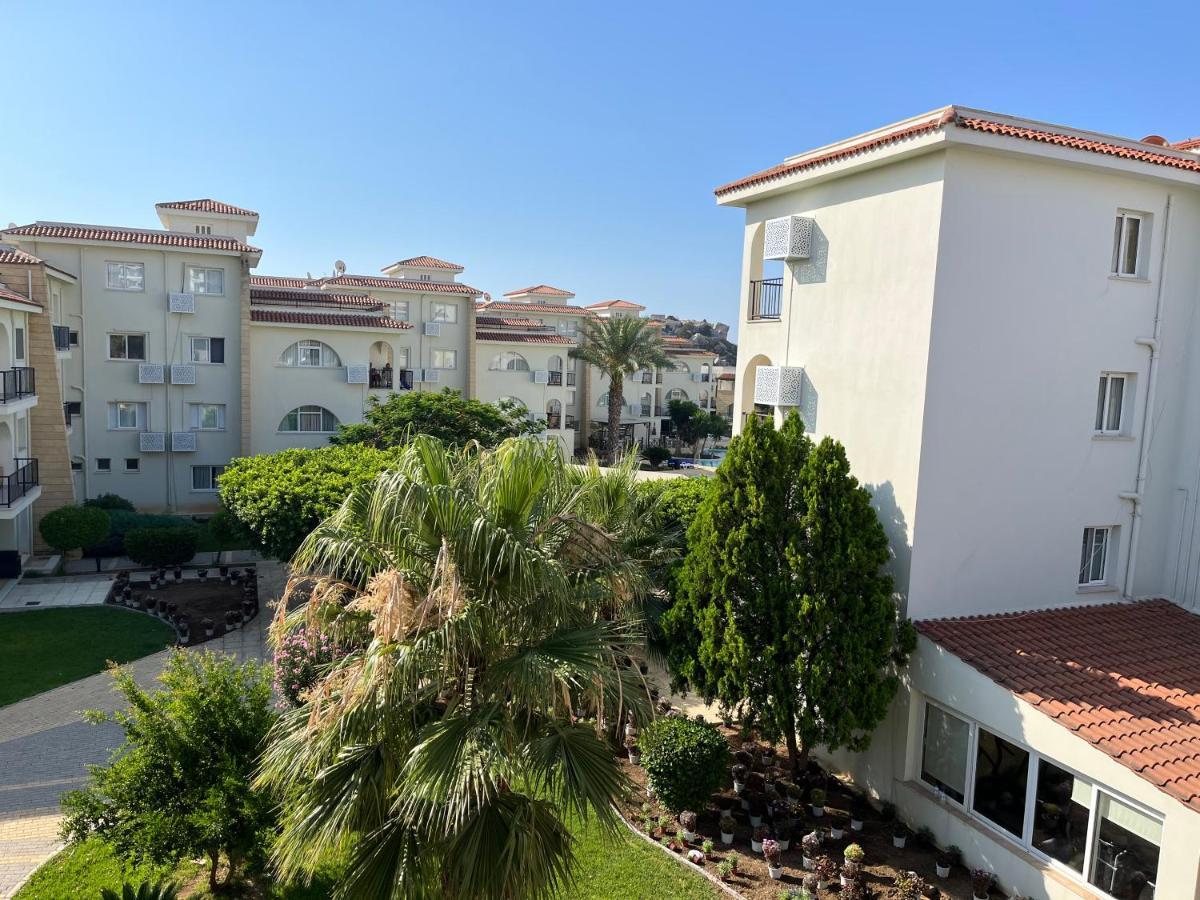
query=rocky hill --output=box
[656,316,737,365]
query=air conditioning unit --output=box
[422,368,440,384]
[346,363,369,384]
[753,365,804,406]
[423,322,441,337]
[139,432,166,452]
[170,364,196,385]
[763,215,814,261]
[138,363,164,384]
[168,291,196,313]
[532,370,550,385]
[170,431,196,452]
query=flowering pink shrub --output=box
[274,628,340,706]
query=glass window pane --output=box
[1090,528,1109,582]
[920,705,969,803]
[1033,759,1090,873]
[208,269,223,294]
[1112,216,1124,273]
[972,728,1029,836]
[210,338,225,364]
[191,338,209,363]
[1122,218,1141,275]
[1090,793,1160,899]
[192,467,207,490]
[109,334,125,359]
[1096,377,1108,431]
[128,335,145,359]
[1107,377,1125,431]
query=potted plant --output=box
[830,819,844,840]
[656,814,672,837]
[156,599,168,618]
[719,814,736,845]
[916,825,935,850]
[224,610,237,631]
[803,872,819,895]
[201,617,214,638]
[810,788,826,817]
[764,767,779,793]
[176,616,190,644]
[895,870,928,900]
[701,838,714,859]
[971,868,993,900]
[748,795,766,827]
[197,568,207,582]
[763,838,782,879]
[880,800,897,823]
[686,848,704,865]
[849,798,865,831]
[728,851,740,875]
[149,573,159,591]
[732,763,747,793]
[761,746,776,768]
[679,810,698,842]
[775,821,791,851]
[121,585,132,603]
[166,602,178,623]
[219,564,230,580]
[842,843,865,887]
[751,825,766,853]
[173,566,183,582]
[802,830,821,868]
[936,845,961,879]
[893,822,910,849]
[242,596,256,618]
[814,854,837,890]
[625,734,640,765]
[716,859,734,882]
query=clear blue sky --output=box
[4,1,1197,340]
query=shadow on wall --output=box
[865,480,911,616]
[793,221,830,285]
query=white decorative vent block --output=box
[170,364,196,385]
[763,215,814,261]
[168,291,196,313]
[170,431,196,451]
[532,370,550,385]
[139,431,166,452]
[422,368,440,383]
[753,365,804,406]
[138,363,164,384]
[423,322,442,337]
[346,363,369,384]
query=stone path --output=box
[0,561,283,898]
[0,577,112,611]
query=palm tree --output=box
[258,436,666,900]
[570,317,673,463]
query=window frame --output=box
[108,401,146,431]
[186,265,225,296]
[189,336,225,364]
[278,405,339,434]
[282,339,340,368]
[107,332,148,361]
[95,457,112,472]
[429,302,458,324]
[1094,373,1128,435]
[1111,212,1146,279]
[105,261,146,292]
[188,402,226,431]
[191,464,226,492]
[431,349,457,370]
[1079,525,1114,587]
[123,457,140,474]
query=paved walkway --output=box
[0,561,284,898]
[0,576,113,611]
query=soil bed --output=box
[108,570,258,643]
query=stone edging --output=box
[612,804,747,900]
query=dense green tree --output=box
[663,412,914,775]
[61,652,276,893]
[666,399,703,457]
[571,317,672,462]
[696,411,731,459]
[40,506,111,564]
[330,388,541,449]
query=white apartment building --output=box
[720,107,1200,899]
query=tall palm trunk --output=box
[607,375,623,463]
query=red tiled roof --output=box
[0,246,45,265]
[480,300,591,315]
[503,284,575,298]
[587,299,645,310]
[250,309,412,329]
[475,331,576,344]
[2,222,261,254]
[250,287,383,310]
[475,316,549,328]
[155,199,258,217]
[0,284,40,307]
[715,107,1200,198]
[1174,137,1200,151]
[249,275,317,288]
[385,256,463,271]
[716,373,735,381]
[917,599,1200,812]
[317,274,482,295]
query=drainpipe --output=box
[1122,194,1172,599]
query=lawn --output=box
[0,607,175,706]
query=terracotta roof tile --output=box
[250,309,412,329]
[475,331,576,344]
[249,275,317,289]
[479,300,591,315]
[250,287,384,310]
[503,284,575,298]
[0,285,39,307]
[586,299,646,310]
[917,599,1200,811]
[0,246,44,265]
[475,316,549,328]
[1174,137,1200,151]
[384,256,463,271]
[2,222,260,254]
[317,274,481,295]
[154,199,258,217]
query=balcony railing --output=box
[700,373,712,382]
[53,325,71,352]
[640,404,653,417]
[370,367,414,390]
[548,371,562,386]
[749,277,783,320]
[0,367,35,403]
[565,414,577,429]
[565,372,576,386]
[0,458,38,507]
[546,413,562,429]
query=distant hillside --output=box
[657,316,736,365]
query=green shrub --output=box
[83,511,185,558]
[123,527,199,568]
[642,446,671,468]
[39,506,111,554]
[100,882,179,900]
[638,716,729,814]
[84,493,136,512]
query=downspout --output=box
[1122,194,1172,599]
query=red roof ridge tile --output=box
[0,285,40,307]
[155,199,258,217]
[503,284,575,298]
[383,256,463,271]
[475,331,576,345]
[250,309,412,329]
[2,222,261,254]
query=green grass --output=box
[0,607,175,706]
[561,816,718,899]
[15,838,185,899]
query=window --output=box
[431,349,457,369]
[1095,374,1127,434]
[194,224,212,235]
[124,458,140,473]
[191,464,226,491]
[558,319,577,335]
[567,390,576,406]
[1111,212,1145,277]
[108,401,146,430]
[418,274,431,282]
[108,333,147,360]
[1079,526,1112,586]
[920,704,970,803]
[280,340,340,368]
[972,728,1029,837]
[189,403,226,430]
[1034,759,1091,874]
[96,457,111,472]
[489,351,530,371]
[396,347,411,369]
[429,302,458,323]
[69,330,79,346]
[71,460,83,471]
[186,266,225,295]
[666,389,688,402]
[392,301,410,321]
[189,336,225,363]
[14,327,24,361]
[106,262,145,291]
[278,405,339,433]
[1090,793,1160,899]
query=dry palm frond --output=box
[554,516,618,569]
[272,574,357,645]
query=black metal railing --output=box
[701,372,712,382]
[0,458,38,507]
[370,368,415,389]
[397,368,414,389]
[369,366,392,389]
[565,372,576,386]
[565,415,577,429]
[546,414,562,429]
[640,404,653,417]
[640,372,654,384]
[749,277,783,320]
[53,325,71,351]
[0,367,35,403]
[548,371,562,386]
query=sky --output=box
[3,1,1198,341]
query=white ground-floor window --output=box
[918,699,1161,897]
[1079,526,1115,587]
[191,465,226,492]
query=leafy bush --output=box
[123,527,199,568]
[40,506,111,554]
[638,716,729,814]
[218,444,406,560]
[330,387,542,449]
[84,511,189,558]
[274,627,342,706]
[100,882,179,900]
[84,493,136,512]
[641,446,671,468]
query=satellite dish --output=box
[483,292,492,302]
[334,260,346,276]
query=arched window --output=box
[278,405,339,433]
[489,351,530,372]
[547,355,564,372]
[281,340,341,367]
[666,389,688,402]
[674,360,691,373]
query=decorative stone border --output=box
[613,803,747,900]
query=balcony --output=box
[0,458,38,511]
[53,325,71,352]
[546,414,562,429]
[565,414,577,429]
[547,371,563,386]
[0,367,35,404]
[369,367,414,390]
[749,277,783,321]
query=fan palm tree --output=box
[570,317,673,463]
[258,436,665,900]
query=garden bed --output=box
[616,727,981,899]
[107,567,259,644]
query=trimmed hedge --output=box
[123,526,199,568]
[638,716,729,814]
[83,493,135,512]
[84,511,189,558]
[40,506,111,554]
